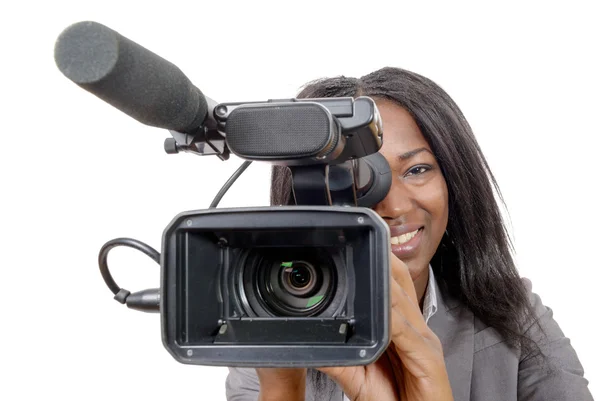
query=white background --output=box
[1,0,598,399]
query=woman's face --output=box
[372,99,449,294]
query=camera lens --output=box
[280,261,317,296]
[290,265,310,288]
[239,248,337,317]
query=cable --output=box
[98,237,161,312]
[98,160,252,312]
[210,160,252,208]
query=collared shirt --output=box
[342,265,438,401]
[422,264,439,324]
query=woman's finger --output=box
[389,304,427,355]
[390,272,429,335]
[390,253,419,306]
[318,359,398,400]
[389,306,443,377]
[389,253,443,354]
[316,366,363,394]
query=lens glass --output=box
[280,261,318,297]
[289,265,310,288]
[240,248,336,317]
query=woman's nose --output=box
[373,179,413,221]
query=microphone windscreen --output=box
[55,21,208,133]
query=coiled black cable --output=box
[98,161,252,311]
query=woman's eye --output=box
[404,165,431,177]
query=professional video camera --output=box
[55,21,392,368]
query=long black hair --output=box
[271,67,540,354]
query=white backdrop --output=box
[1,1,598,399]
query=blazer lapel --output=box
[428,279,475,401]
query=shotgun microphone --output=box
[54,21,208,133]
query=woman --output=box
[225,67,593,400]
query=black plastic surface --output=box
[357,153,392,207]
[160,206,390,367]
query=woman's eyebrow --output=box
[397,147,432,161]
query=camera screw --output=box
[219,324,228,334]
[164,138,179,154]
[339,323,348,335]
[215,105,228,117]
[357,217,364,224]
[186,219,193,226]
[359,349,367,358]
[187,350,194,357]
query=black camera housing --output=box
[55,21,394,368]
[161,206,391,367]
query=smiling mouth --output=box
[390,228,423,245]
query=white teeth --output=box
[391,229,420,245]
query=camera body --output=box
[161,206,390,367]
[55,21,393,367]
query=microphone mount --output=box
[161,96,390,207]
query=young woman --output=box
[225,67,593,401]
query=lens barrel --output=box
[239,248,338,317]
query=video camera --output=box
[55,21,392,367]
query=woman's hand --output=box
[255,368,306,401]
[319,254,454,401]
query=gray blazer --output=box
[225,278,593,400]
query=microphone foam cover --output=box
[55,21,207,132]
